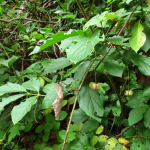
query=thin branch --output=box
[0,18,58,24]
[116,126,132,138]
[61,56,98,150]
[76,0,94,33]
[94,0,145,71]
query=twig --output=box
[60,81,77,91]
[61,56,98,150]
[94,0,145,71]
[116,126,132,138]
[0,18,58,24]
[76,0,94,33]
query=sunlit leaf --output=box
[129,20,146,53]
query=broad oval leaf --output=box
[66,30,100,63]
[128,106,148,126]
[11,96,37,125]
[44,58,72,74]
[78,83,105,122]
[104,60,123,77]
[129,20,146,53]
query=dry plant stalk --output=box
[52,83,64,120]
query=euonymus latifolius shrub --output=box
[1,0,150,149]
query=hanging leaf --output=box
[129,20,146,53]
[52,83,64,120]
[11,96,37,125]
[104,60,123,77]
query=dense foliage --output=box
[1,0,150,149]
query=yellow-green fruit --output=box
[124,90,133,96]
[96,83,102,90]
[89,82,97,90]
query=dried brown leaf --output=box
[52,83,63,120]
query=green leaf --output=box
[11,96,37,124]
[81,119,99,133]
[45,58,72,74]
[43,123,53,132]
[104,60,123,77]
[129,53,150,76]
[107,36,124,45]
[78,83,105,122]
[0,6,3,13]
[42,83,57,109]
[74,61,91,82]
[35,125,44,133]
[129,20,146,53]
[90,136,98,146]
[17,23,26,32]
[141,26,150,52]
[43,147,53,150]
[128,106,148,126]
[72,108,89,123]
[29,21,38,32]
[24,123,33,132]
[0,94,25,113]
[0,55,18,67]
[40,29,84,51]
[130,141,145,150]
[59,130,76,142]
[83,12,108,31]
[144,108,150,129]
[42,132,49,142]
[29,46,40,55]
[8,124,23,143]
[0,83,26,96]
[59,111,68,120]
[66,30,100,63]
[22,78,40,92]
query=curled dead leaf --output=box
[52,83,63,120]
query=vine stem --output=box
[61,56,98,150]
